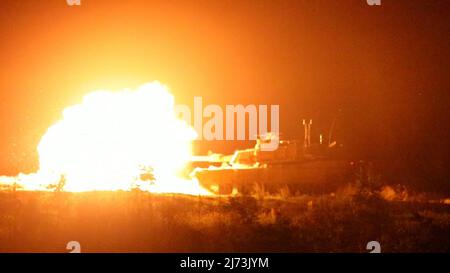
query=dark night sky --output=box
[0,0,448,188]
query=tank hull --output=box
[194,159,354,195]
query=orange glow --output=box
[7,82,209,195]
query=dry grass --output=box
[0,183,449,253]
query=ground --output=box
[0,184,449,253]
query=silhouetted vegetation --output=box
[0,183,448,253]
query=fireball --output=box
[7,82,208,194]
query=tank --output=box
[190,120,356,195]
